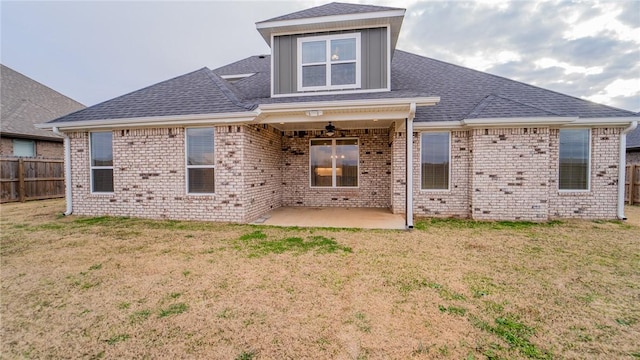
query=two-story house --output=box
[40,3,639,228]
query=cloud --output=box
[399,0,640,111]
[2,0,639,112]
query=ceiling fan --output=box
[324,122,337,137]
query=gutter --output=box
[53,127,73,216]
[618,120,638,220]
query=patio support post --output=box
[406,103,416,229]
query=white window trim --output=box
[419,131,452,192]
[558,128,591,192]
[185,127,216,195]
[12,139,36,157]
[309,138,359,189]
[89,131,114,194]
[297,33,361,92]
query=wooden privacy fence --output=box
[626,164,640,205]
[0,158,65,203]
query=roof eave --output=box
[258,96,440,112]
[256,10,405,47]
[414,116,640,129]
[36,111,259,131]
[0,131,63,142]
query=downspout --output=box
[53,127,73,216]
[618,120,637,220]
[406,103,416,229]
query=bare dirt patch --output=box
[1,200,639,359]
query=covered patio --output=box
[252,207,406,229]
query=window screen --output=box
[559,129,590,190]
[421,132,450,190]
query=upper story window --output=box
[559,129,590,191]
[297,33,361,92]
[90,131,114,193]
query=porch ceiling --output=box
[268,119,395,131]
[257,104,410,131]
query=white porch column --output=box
[406,103,416,229]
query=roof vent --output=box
[258,55,265,59]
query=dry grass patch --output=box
[1,200,639,359]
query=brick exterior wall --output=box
[281,128,391,208]
[0,137,12,156]
[470,128,550,220]
[67,124,623,223]
[36,140,63,158]
[392,126,623,221]
[0,136,63,159]
[243,125,283,222]
[69,127,249,222]
[548,128,620,219]
[414,130,470,218]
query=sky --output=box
[1,0,639,112]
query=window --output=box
[13,139,35,157]
[559,129,590,190]
[310,138,358,187]
[298,33,361,91]
[186,128,215,194]
[90,132,114,193]
[421,132,450,190]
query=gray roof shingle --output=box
[49,68,253,123]
[48,50,637,125]
[627,126,640,149]
[257,2,403,23]
[1,64,84,139]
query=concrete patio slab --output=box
[253,207,406,230]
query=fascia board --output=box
[220,73,256,80]
[561,117,640,127]
[0,132,64,141]
[413,117,639,130]
[462,117,578,127]
[413,121,465,130]
[259,111,410,124]
[256,10,406,30]
[36,112,259,130]
[258,97,440,112]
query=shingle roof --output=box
[1,64,84,139]
[389,50,636,122]
[628,126,640,149]
[257,2,403,23]
[209,50,635,122]
[467,94,562,119]
[49,68,253,123]
[48,50,637,125]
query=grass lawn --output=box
[1,200,639,359]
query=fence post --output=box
[18,159,25,202]
[632,164,637,206]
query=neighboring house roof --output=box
[257,2,403,23]
[1,64,84,140]
[627,126,640,150]
[48,51,637,125]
